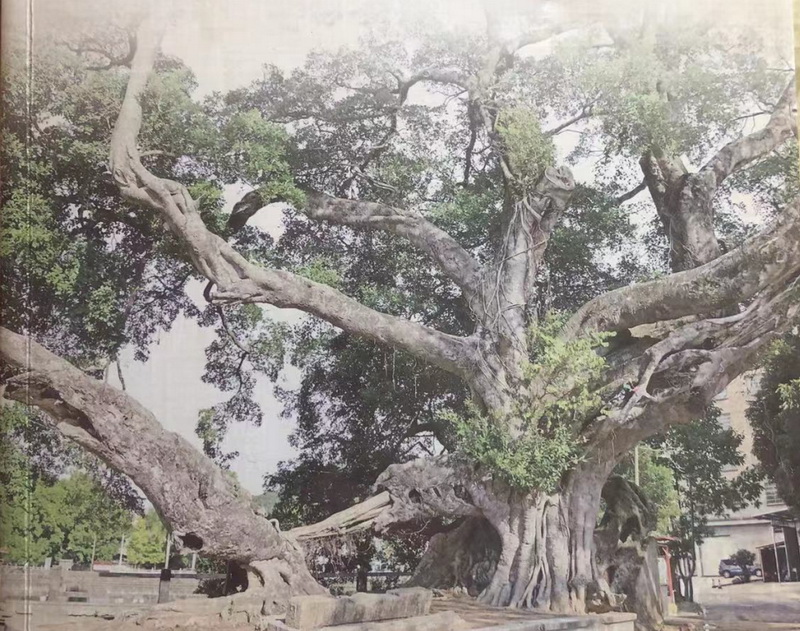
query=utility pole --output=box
[164,532,172,569]
[118,534,125,567]
[772,525,782,584]
[90,534,97,571]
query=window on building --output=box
[718,413,732,429]
[714,388,728,401]
[765,482,783,506]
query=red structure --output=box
[655,536,678,606]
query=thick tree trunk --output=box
[405,517,501,596]
[371,456,626,615]
[0,327,326,617]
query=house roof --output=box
[756,541,786,550]
[753,507,800,527]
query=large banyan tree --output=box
[2,0,799,621]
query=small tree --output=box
[732,549,756,582]
[0,405,136,565]
[649,407,763,601]
[127,511,168,568]
[748,334,800,510]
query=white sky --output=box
[5,0,795,493]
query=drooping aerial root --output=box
[473,492,620,614]
[477,494,553,609]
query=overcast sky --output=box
[4,0,794,493]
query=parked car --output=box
[718,558,762,578]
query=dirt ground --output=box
[3,583,800,630]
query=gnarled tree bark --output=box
[8,4,800,625]
[104,7,800,618]
[641,79,796,272]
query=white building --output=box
[695,374,799,581]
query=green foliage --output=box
[126,510,168,568]
[0,405,137,565]
[196,408,239,468]
[777,379,800,408]
[448,408,580,492]
[748,334,800,510]
[296,258,343,289]
[445,316,609,491]
[426,189,499,250]
[0,42,203,364]
[215,108,305,207]
[616,446,680,534]
[541,29,787,162]
[650,406,764,547]
[0,471,132,565]
[523,315,610,430]
[496,106,554,193]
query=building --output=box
[694,373,800,581]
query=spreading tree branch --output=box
[544,105,594,137]
[0,327,304,565]
[640,78,796,271]
[66,29,138,70]
[300,191,484,300]
[701,78,797,187]
[109,13,477,381]
[563,197,800,338]
[614,180,647,205]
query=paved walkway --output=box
[665,580,800,630]
[699,579,800,624]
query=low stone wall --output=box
[285,588,432,630]
[0,567,200,605]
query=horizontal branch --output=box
[581,268,800,465]
[287,492,392,541]
[544,106,593,136]
[614,180,646,205]
[301,192,483,300]
[402,68,469,91]
[563,196,800,338]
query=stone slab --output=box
[320,610,468,631]
[467,611,637,631]
[267,610,465,631]
[468,618,594,631]
[284,588,432,630]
